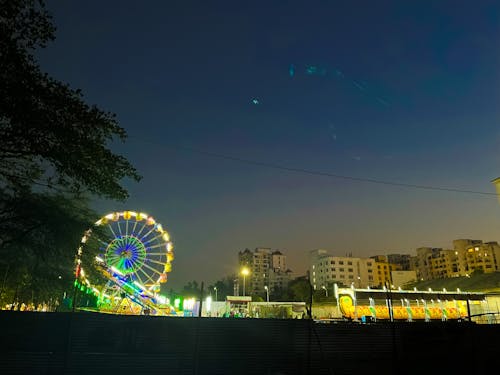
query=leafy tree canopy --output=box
[208,275,237,301]
[0,192,98,305]
[0,0,141,306]
[0,0,141,201]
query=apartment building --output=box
[409,239,500,281]
[238,248,292,296]
[309,249,389,290]
[453,239,500,276]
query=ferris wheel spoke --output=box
[140,227,156,243]
[107,251,121,260]
[140,262,163,277]
[107,255,121,266]
[124,236,135,249]
[134,270,147,286]
[98,239,110,247]
[145,258,168,267]
[137,268,154,284]
[127,237,147,257]
[107,224,118,240]
[146,252,168,256]
[125,219,129,237]
[123,258,132,271]
[119,258,129,270]
[117,220,123,237]
[135,220,150,238]
[131,219,139,235]
[143,233,163,246]
[127,258,142,272]
[147,242,168,251]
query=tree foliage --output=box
[208,275,237,301]
[181,280,201,298]
[0,192,97,305]
[0,0,141,201]
[288,276,312,302]
[0,0,141,306]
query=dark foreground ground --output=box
[0,311,498,375]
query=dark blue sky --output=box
[39,0,500,289]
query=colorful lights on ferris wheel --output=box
[74,210,176,314]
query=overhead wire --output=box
[171,145,498,197]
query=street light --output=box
[322,285,328,297]
[241,267,250,296]
[213,286,217,301]
[264,285,269,303]
[492,178,500,203]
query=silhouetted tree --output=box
[181,280,200,298]
[208,275,236,301]
[0,0,141,305]
[288,276,312,302]
[0,193,98,306]
[0,0,141,203]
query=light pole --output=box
[241,267,250,296]
[322,285,328,297]
[213,286,217,301]
[492,178,500,202]
[264,285,269,303]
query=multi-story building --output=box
[237,248,292,297]
[370,255,396,287]
[410,247,446,281]
[409,239,500,281]
[387,254,412,271]
[309,249,381,290]
[453,239,500,276]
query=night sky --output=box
[38,1,500,290]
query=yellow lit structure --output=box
[336,286,486,322]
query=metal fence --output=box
[1,311,499,375]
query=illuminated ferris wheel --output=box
[76,211,174,293]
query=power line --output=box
[174,145,497,197]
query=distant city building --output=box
[238,248,292,297]
[409,239,500,281]
[453,239,500,276]
[309,249,393,290]
[243,238,500,295]
[410,247,452,281]
[387,253,412,270]
[369,255,396,286]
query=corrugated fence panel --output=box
[0,311,499,375]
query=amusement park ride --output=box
[335,285,486,322]
[73,211,491,321]
[73,211,177,316]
